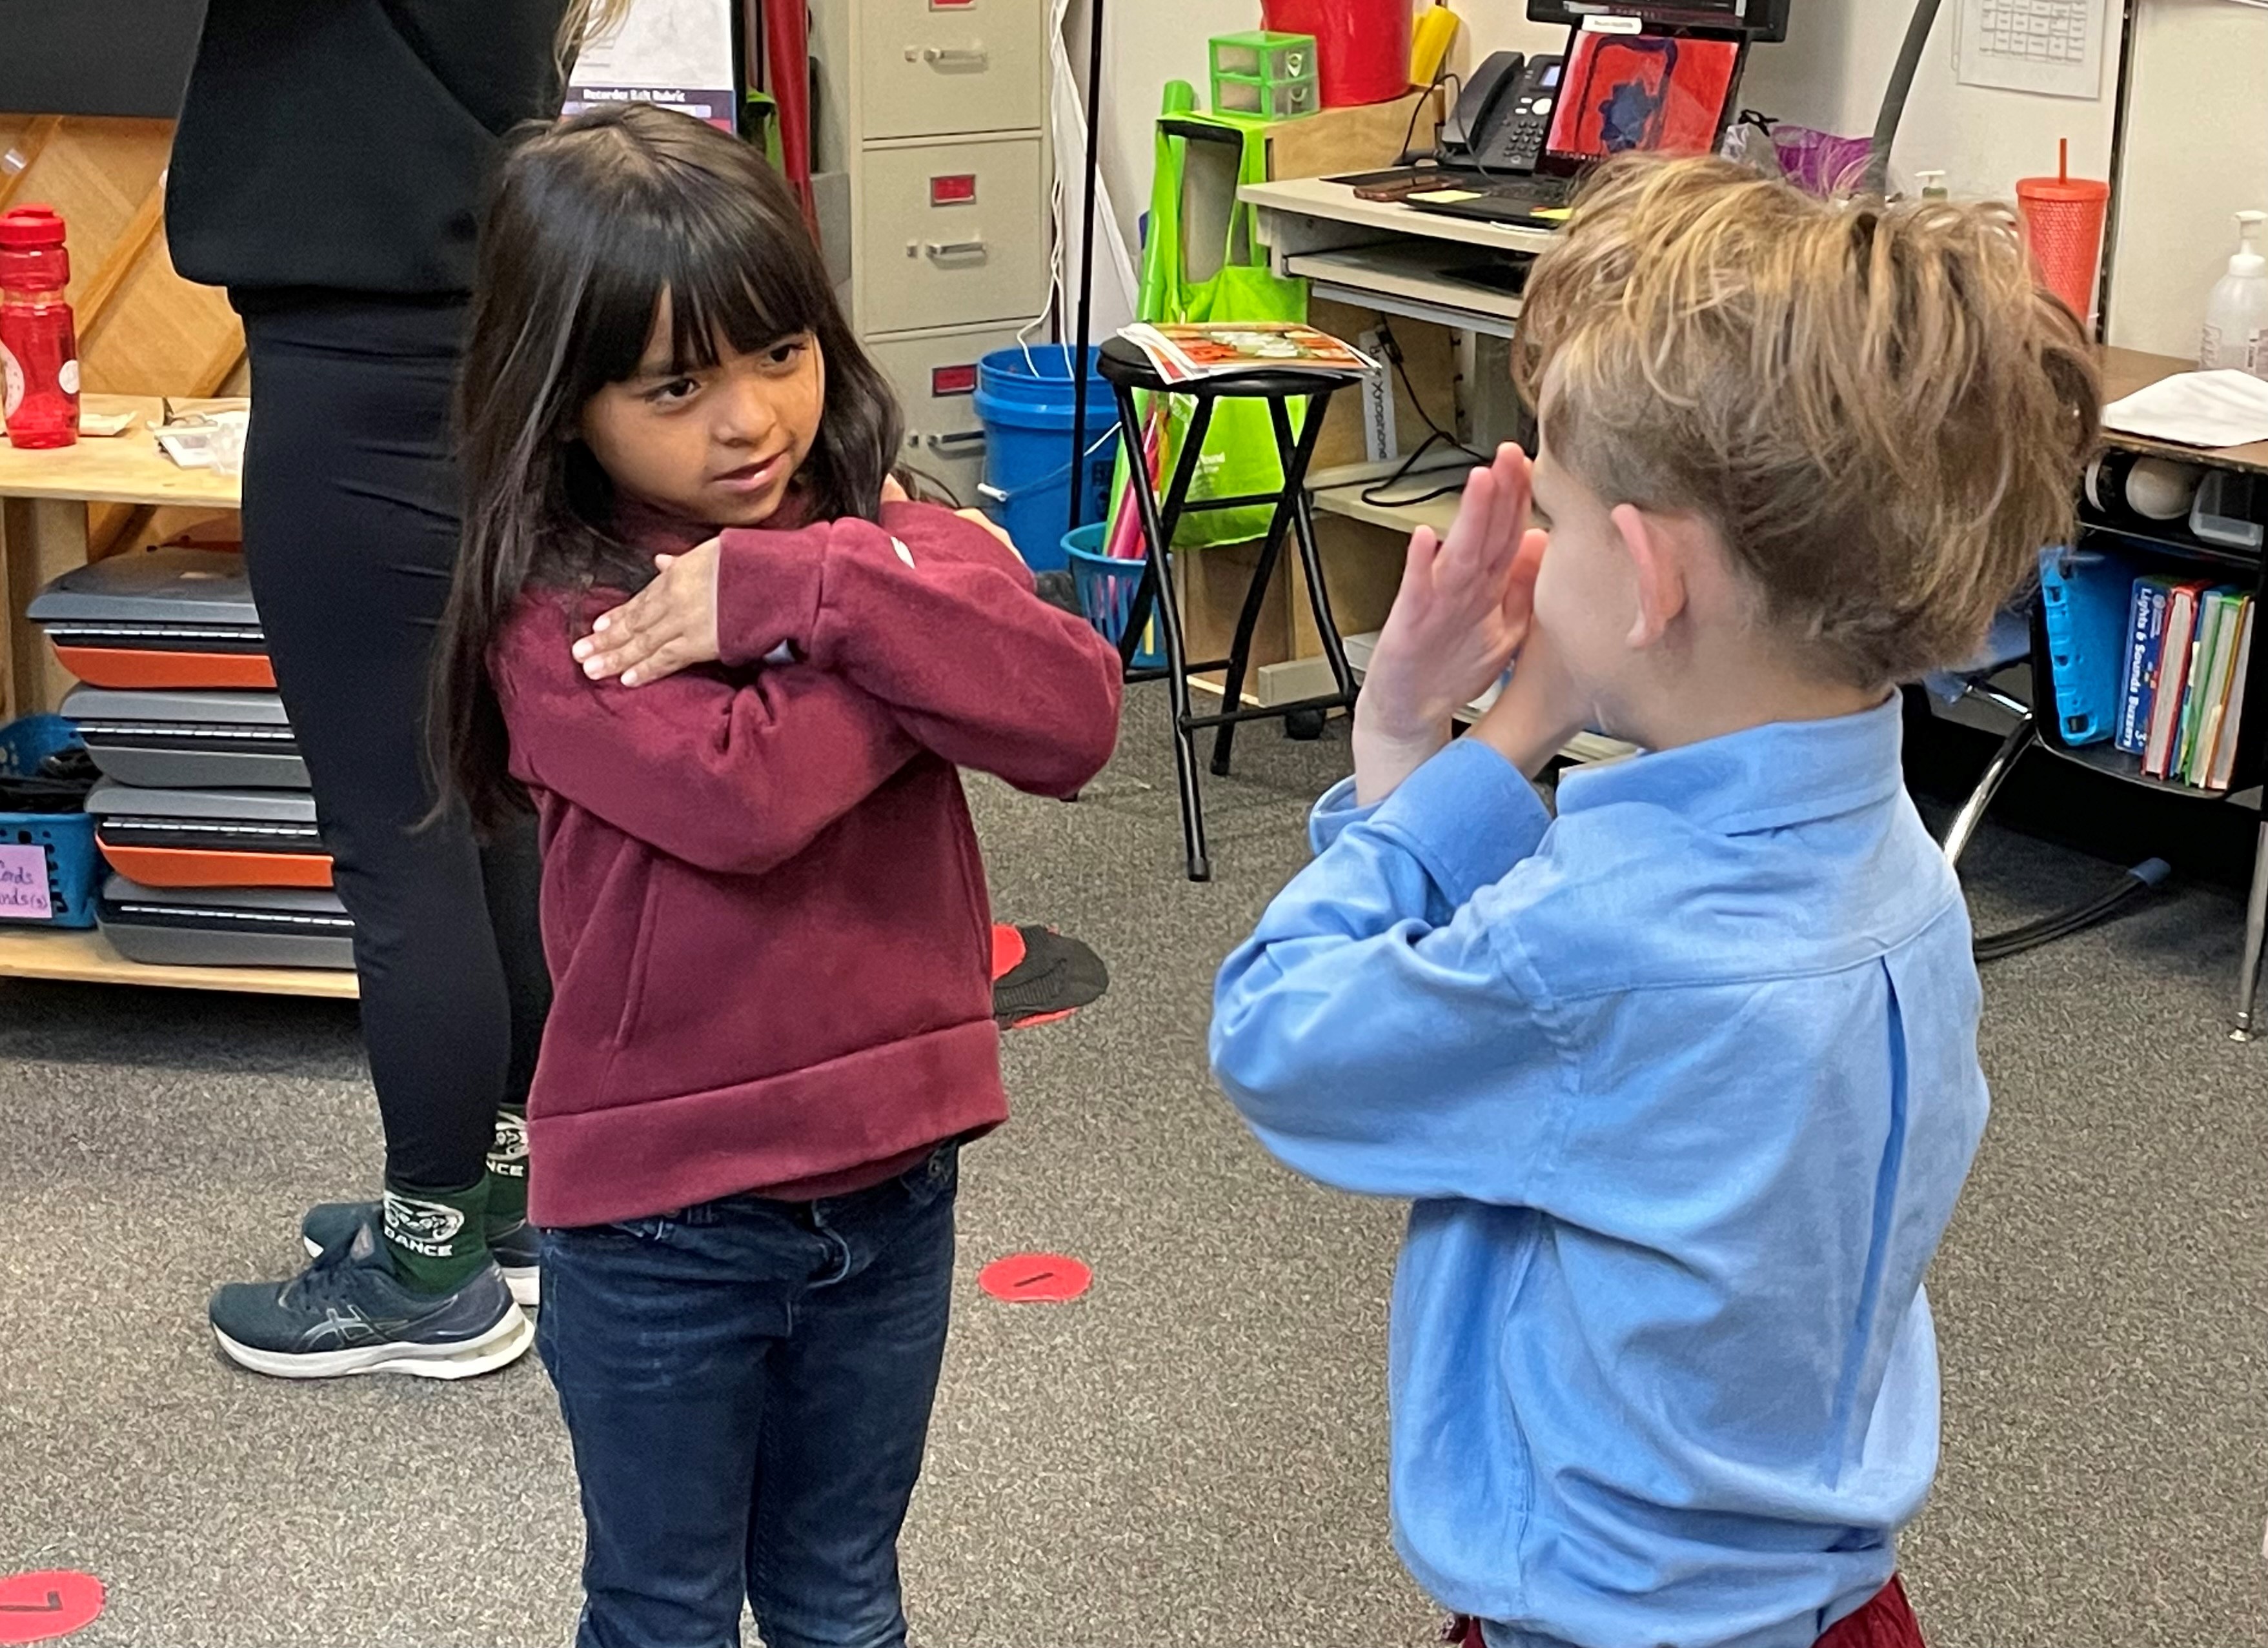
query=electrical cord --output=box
[1348,317,1490,510]
[1397,68,1459,167]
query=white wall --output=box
[1081,1,2131,245]
[2106,0,2268,357]
[1082,0,2266,356]
[1734,0,2123,201]
[1080,1,1568,256]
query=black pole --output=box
[1862,0,1944,196]
[1068,0,1107,534]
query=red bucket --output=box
[1261,0,1410,107]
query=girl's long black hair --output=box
[434,103,902,829]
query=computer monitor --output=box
[1524,0,1790,45]
[1543,29,1743,167]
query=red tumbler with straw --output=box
[2016,139,2109,330]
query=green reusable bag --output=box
[1119,82,1310,549]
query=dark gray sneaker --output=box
[210,1221,533,1380]
[301,1201,540,1308]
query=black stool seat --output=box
[1097,331,1363,881]
[1097,333,1369,399]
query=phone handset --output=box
[1439,50,1524,162]
[1475,55,1565,176]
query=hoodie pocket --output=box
[612,876,665,1050]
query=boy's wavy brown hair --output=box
[1513,154,2101,687]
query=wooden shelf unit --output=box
[0,925,358,1000]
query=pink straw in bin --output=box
[1105,403,1166,560]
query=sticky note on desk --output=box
[0,844,53,921]
[1532,206,1572,222]
[1408,188,1485,204]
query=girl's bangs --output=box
[578,186,824,385]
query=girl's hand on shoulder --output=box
[573,538,722,688]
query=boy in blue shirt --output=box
[1211,156,2100,1648]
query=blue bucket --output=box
[1064,523,1165,671]
[975,346,1119,572]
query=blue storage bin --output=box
[1064,523,1166,670]
[0,714,100,929]
[975,346,1118,570]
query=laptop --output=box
[1406,25,1747,230]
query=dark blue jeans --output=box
[537,1143,959,1648]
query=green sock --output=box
[380,1175,490,1294]
[485,1105,529,1229]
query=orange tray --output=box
[54,646,277,691]
[95,841,335,890]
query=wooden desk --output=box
[0,394,357,1001]
[2100,347,2268,475]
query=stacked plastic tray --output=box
[30,547,355,971]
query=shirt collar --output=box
[607,486,815,554]
[1553,696,1905,836]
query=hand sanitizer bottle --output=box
[2201,210,2268,378]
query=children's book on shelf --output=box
[1117,322,1379,385]
[2189,591,2247,787]
[2114,561,2255,789]
[2116,575,2171,755]
[2142,580,2209,779]
[2206,599,2256,792]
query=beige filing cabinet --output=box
[809,0,1053,505]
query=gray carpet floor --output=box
[3,685,2265,1647]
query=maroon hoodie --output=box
[492,500,1124,1227]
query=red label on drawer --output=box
[931,363,978,397]
[931,0,976,8]
[931,174,978,205]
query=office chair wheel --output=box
[1284,708,1327,741]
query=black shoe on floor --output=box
[210,1221,533,1380]
[302,1201,540,1308]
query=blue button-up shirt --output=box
[1211,702,1987,1648]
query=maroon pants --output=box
[1446,1574,1925,1648]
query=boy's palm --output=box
[1362,447,1548,743]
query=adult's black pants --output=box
[238,295,551,1192]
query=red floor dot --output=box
[978,1252,1092,1303]
[0,1572,104,1645]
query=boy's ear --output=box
[1610,503,1688,650]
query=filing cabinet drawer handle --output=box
[926,430,987,454]
[924,239,989,261]
[918,45,989,67]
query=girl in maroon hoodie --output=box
[430,105,1122,1648]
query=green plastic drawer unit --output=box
[1212,72,1319,118]
[1209,29,1314,85]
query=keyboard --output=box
[1404,176,1572,228]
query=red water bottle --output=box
[0,205,79,450]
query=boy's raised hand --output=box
[574,539,722,687]
[1352,444,1548,804]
